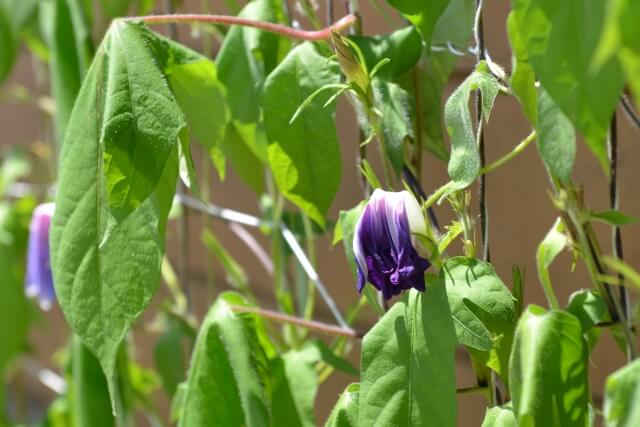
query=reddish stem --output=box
[131,13,357,41]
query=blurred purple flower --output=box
[353,190,430,300]
[25,203,55,310]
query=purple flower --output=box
[25,203,55,310]
[353,190,430,300]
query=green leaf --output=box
[590,210,640,226]
[510,0,625,173]
[99,0,130,17]
[510,306,589,426]
[270,344,320,427]
[444,65,500,193]
[385,0,450,47]
[358,288,457,426]
[219,121,266,194]
[408,0,475,161]
[50,21,180,404]
[566,289,608,332]
[180,292,270,427]
[373,79,413,174]
[536,89,576,182]
[311,339,357,376]
[154,319,187,398]
[507,12,537,124]
[349,26,422,80]
[481,403,517,427]
[597,0,640,113]
[40,0,93,144]
[536,218,567,308]
[604,358,640,427]
[166,51,229,180]
[325,383,360,427]
[0,3,16,84]
[439,257,516,383]
[337,202,365,278]
[69,336,114,427]
[263,43,341,227]
[216,0,289,124]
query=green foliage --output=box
[384,0,450,47]
[439,257,516,384]
[50,20,180,404]
[262,42,341,228]
[536,89,576,182]
[481,403,517,427]
[604,359,640,427]
[325,383,360,427]
[510,306,589,426]
[358,288,457,426]
[536,218,567,308]
[510,0,625,173]
[179,292,270,427]
[0,3,16,84]
[444,62,500,194]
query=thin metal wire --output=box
[176,193,350,329]
[609,112,633,361]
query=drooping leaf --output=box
[180,292,271,427]
[604,358,640,427]
[270,343,320,427]
[444,63,500,194]
[384,0,450,47]
[349,26,422,80]
[69,336,114,427]
[373,79,413,174]
[50,21,181,401]
[536,89,576,182]
[358,288,457,426]
[325,383,360,427]
[439,257,516,383]
[536,218,567,308]
[510,0,625,173]
[262,42,341,227]
[481,402,517,427]
[510,306,589,426]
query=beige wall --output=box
[1,0,638,425]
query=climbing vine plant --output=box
[1,0,640,426]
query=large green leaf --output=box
[179,292,270,427]
[444,64,500,194]
[536,89,575,182]
[358,287,457,426]
[349,26,422,80]
[50,21,180,400]
[262,43,341,227]
[325,383,360,427]
[481,403,517,427]
[270,344,320,427]
[439,257,516,383]
[597,0,640,112]
[385,0,450,47]
[510,306,589,426]
[507,11,537,124]
[604,359,640,427]
[373,79,413,174]
[510,0,625,172]
[69,336,113,427]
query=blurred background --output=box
[1,0,638,425]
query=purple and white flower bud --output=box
[353,189,430,300]
[25,203,55,310]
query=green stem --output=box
[478,131,537,175]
